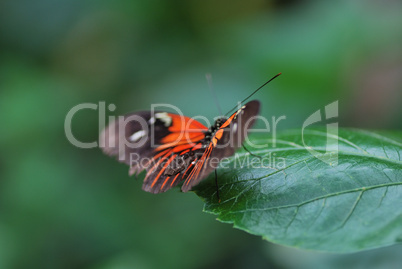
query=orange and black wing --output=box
[100,100,260,193]
[100,110,209,193]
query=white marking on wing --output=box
[155,112,172,127]
[235,105,246,117]
[129,130,146,142]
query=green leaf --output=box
[194,128,402,253]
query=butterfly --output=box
[100,74,280,195]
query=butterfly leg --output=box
[242,143,262,159]
[214,169,221,203]
[242,143,280,172]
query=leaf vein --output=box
[285,207,299,234]
[339,191,363,228]
[228,182,401,214]
[377,186,388,208]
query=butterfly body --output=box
[100,100,260,194]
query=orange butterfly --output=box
[100,74,280,195]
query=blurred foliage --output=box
[0,0,401,268]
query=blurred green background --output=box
[0,0,401,268]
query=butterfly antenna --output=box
[206,73,223,116]
[225,73,282,116]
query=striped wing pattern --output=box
[100,100,260,194]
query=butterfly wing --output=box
[181,100,260,192]
[101,100,260,194]
[100,110,209,193]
